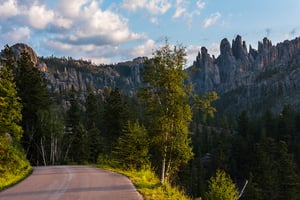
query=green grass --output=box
[0,164,32,191]
[97,164,191,200]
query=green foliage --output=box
[0,64,23,141]
[113,121,149,169]
[140,42,193,183]
[97,163,191,200]
[0,137,32,191]
[36,108,64,165]
[85,85,102,162]
[102,88,128,153]
[193,91,219,119]
[16,51,52,165]
[205,169,239,200]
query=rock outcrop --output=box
[188,35,300,114]
[3,36,300,115]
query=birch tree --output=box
[140,42,193,183]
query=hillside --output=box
[3,36,300,115]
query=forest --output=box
[1,43,300,199]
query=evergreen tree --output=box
[65,88,88,163]
[1,45,16,74]
[102,88,127,153]
[205,169,239,200]
[113,121,149,169]
[85,85,102,162]
[276,141,300,200]
[0,64,23,141]
[16,51,52,165]
[140,42,193,183]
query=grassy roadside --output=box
[0,165,32,191]
[97,164,191,200]
[0,138,32,191]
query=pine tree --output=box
[102,88,127,153]
[205,169,239,200]
[65,88,88,163]
[113,121,149,169]
[16,51,52,164]
[0,64,23,141]
[85,85,102,162]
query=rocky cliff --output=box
[3,36,300,115]
[0,43,145,96]
[188,35,300,114]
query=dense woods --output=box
[1,43,300,199]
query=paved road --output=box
[0,166,143,200]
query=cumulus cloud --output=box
[0,0,19,19]
[1,26,31,44]
[121,0,171,15]
[58,2,145,46]
[27,4,54,29]
[56,0,90,18]
[130,39,156,57]
[203,12,221,28]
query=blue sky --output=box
[1,0,300,66]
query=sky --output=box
[1,0,300,66]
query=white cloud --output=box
[130,39,156,57]
[121,0,171,15]
[186,45,202,66]
[2,26,31,44]
[172,0,186,19]
[203,12,221,28]
[196,0,206,9]
[172,0,206,29]
[57,0,90,18]
[0,0,19,19]
[27,4,54,29]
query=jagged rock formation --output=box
[3,36,300,115]
[188,35,300,114]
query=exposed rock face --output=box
[40,56,145,96]
[3,36,300,115]
[1,43,144,97]
[11,43,39,66]
[189,35,300,114]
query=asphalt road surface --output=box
[0,166,143,200]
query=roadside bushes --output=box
[0,136,32,190]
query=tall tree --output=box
[16,51,52,164]
[65,88,88,163]
[102,88,127,153]
[140,42,193,183]
[36,108,64,165]
[85,85,102,162]
[0,63,23,141]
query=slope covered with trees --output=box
[2,40,300,199]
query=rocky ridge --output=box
[188,35,300,114]
[2,36,300,115]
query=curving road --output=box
[0,166,143,200]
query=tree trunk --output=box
[161,153,166,183]
[40,138,47,166]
